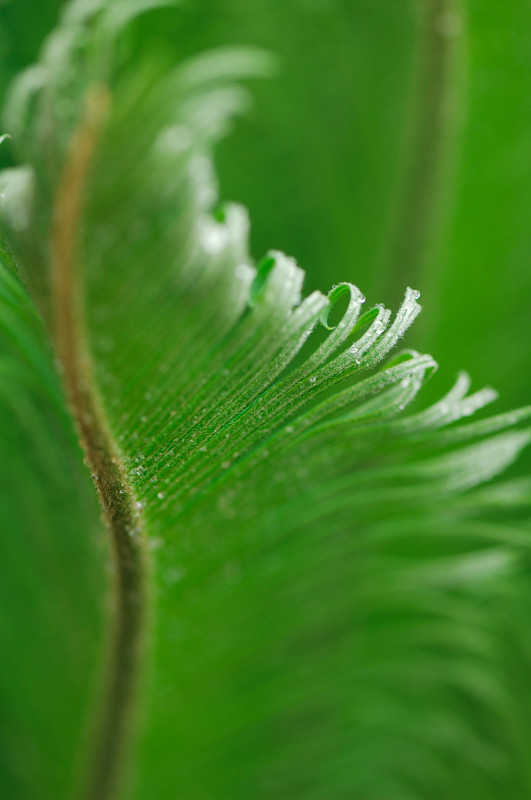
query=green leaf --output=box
[0,242,106,800]
[1,2,531,800]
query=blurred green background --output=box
[1,0,530,412]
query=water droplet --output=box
[149,537,163,551]
[235,263,254,281]
[355,359,361,365]
[189,155,212,183]
[198,215,229,255]
[158,124,192,152]
[359,294,366,303]
[198,186,217,207]
[411,289,421,300]
[286,425,294,434]
[157,491,166,500]
[309,376,317,384]
[221,460,230,469]
[350,346,358,354]
[151,476,158,484]
[135,501,144,511]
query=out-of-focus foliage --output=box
[0,242,105,800]
[0,2,531,800]
[2,1,531,404]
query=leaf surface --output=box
[0,242,106,799]
[1,3,531,799]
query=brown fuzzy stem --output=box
[51,86,147,800]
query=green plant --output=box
[1,2,531,799]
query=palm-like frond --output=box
[1,2,531,798]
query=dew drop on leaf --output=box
[198,217,229,254]
[148,538,163,552]
[235,263,254,281]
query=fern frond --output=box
[1,2,530,799]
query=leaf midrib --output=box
[50,84,148,800]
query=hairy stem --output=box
[51,86,147,800]
[383,0,461,304]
